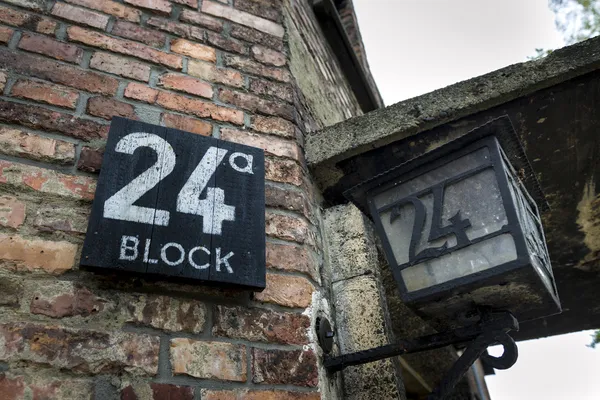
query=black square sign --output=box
[81,117,265,290]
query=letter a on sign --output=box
[80,117,266,290]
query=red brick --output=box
[30,283,108,318]
[159,73,213,98]
[0,100,108,141]
[33,204,90,234]
[235,0,281,22]
[0,4,38,27]
[163,113,211,136]
[4,0,47,11]
[265,157,303,186]
[219,88,294,120]
[254,273,314,308]
[230,23,283,51]
[11,79,79,109]
[266,212,312,244]
[68,26,182,70]
[252,348,318,387]
[51,2,109,29]
[202,390,320,400]
[170,339,246,381]
[213,305,310,344]
[0,26,13,43]
[18,33,83,63]
[251,115,295,138]
[122,383,194,400]
[87,97,137,121]
[265,185,312,221]
[125,82,159,104]
[125,0,171,14]
[187,60,244,88]
[0,127,76,164]
[249,78,293,102]
[171,39,216,62]
[90,52,151,81]
[202,1,284,37]
[65,0,141,23]
[157,91,243,125]
[221,128,300,160]
[0,160,97,200]
[146,17,205,41]
[0,374,24,400]
[224,54,290,82]
[125,294,207,333]
[77,147,103,173]
[0,48,118,95]
[173,0,197,7]
[180,9,224,32]
[0,323,160,375]
[0,195,25,229]
[206,31,248,55]
[251,44,285,66]
[36,18,57,35]
[0,234,77,274]
[266,242,317,280]
[111,20,166,47]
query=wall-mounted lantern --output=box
[318,117,561,400]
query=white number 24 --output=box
[103,132,238,235]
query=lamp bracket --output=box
[319,309,519,400]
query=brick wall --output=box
[0,0,361,398]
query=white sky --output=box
[352,1,600,399]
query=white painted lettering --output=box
[229,152,253,174]
[120,235,139,261]
[215,248,234,273]
[161,242,185,266]
[143,238,158,264]
[188,246,210,270]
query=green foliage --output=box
[550,0,600,44]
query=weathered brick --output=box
[221,128,300,160]
[3,0,46,11]
[33,204,89,234]
[0,127,76,164]
[213,305,309,344]
[266,242,317,280]
[90,52,151,81]
[0,48,118,95]
[0,72,5,92]
[266,213,311,244]
[251,115,295,138]
[0,276,23,307]
[87,97,137,121]
[111,20,166,48]
[202,389,320,400]
[0,374,24,400]
[36,18,57,35]
[170,339,246,381]
[202,1,284,37]
[224,54,290,82]
[230,23,283,51]
[122,383,194,400]
[51,2,109,29]
[171,39,216,62]
[157,91,244,125]
[0,323,159,375]
[68,26,182,70]
[0,195,25,229]
[65,0,141,23]
[124,82,159,104]
[220,88,294,120]
[252,348,318,387]
[0,160,97,200]
[265,185,311,221]
[180,9,224,32]
[0,26,14,43]
[187,60,244,88]
[125,0,171,14]
[206,31,248,55]
[30,282,109,318]
[254,273,314,308]
[159,73,213,98]
[146,17,205,41]
[265,157,303,186]
[0,100,109,141]
[18,33,83,63]
[173,0,197,7]
[0,4,37,27]
[162,113,211,136]
[26,376,93,400]
[77,147,103,173]
[0,234,77,274]
[125,294,206,333]
[251,44,285,66]
[250,77,293,102]
[235,0,281,22]
[11,79,79,109]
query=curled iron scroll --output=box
[481,330,518,370]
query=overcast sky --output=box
[351,1,600,399]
